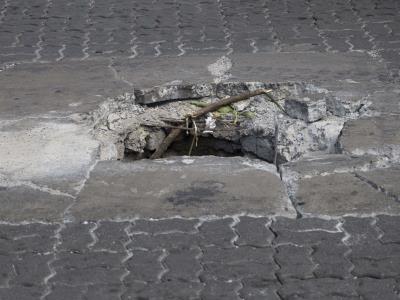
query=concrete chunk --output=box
[135,83,214,104]
[284,94,327,122]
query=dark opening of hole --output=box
[124,135,245,161]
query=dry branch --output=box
[150,88,276,159]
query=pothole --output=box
[90,81,370,165]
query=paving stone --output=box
[239,278,281,300]
[0,223,57,254]
[274,228,343,247]
[312,240,352,279]
[130,231,203,251]
[51,251,125,285]
[342,217,378,244]
[132,218,198,235]
[278,278,359,300]
[200,279,241,300]
[59,222,93,252]
[199,218,235,248]
[201,246,276,281]
[124,249,163,283]
[275,245,314,281]
[354,278,400,300]
[0,285,44,300]
[84,283,123,300]
[351,256,400,279]
[122,280,203,300]
[272,217,339,232]
[377,215,400,244]
[9,252,52,287]
[235,216,273,247]
[0,253,17,287]
[163,247,201,282]
[73,157,295,220]
[45,284,86,300]
[92,221,130,253]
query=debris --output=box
[90,81,368,163]
[150,89,279,159]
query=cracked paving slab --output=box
[72,156,296,220]
[280,154,400,216]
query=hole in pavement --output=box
[90,81,370,165]
[124,135,244,160]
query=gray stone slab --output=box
[112,52,386,94]
[356,166,400,201]
[296,172,400,216]
[230,52,387,85]
[339,115,400,161]
[0,58,131,119]
[368,87,400,115]
[0,118,99,196]
[112,54,222,89]
[0,185,72,222]
[280,154,381,179]
[72,156,295,220]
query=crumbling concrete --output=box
[90,81,369,164]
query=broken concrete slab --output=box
[356,165,400,201]
[339,115,400,162]
[0,185,72,222]
[279,154,400,216]
[0,118,99,196]
[295,172,400,216]
[135,83,214,104]
[280,154,383,180]
[71,156,296,220]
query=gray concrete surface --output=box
[72,157,295,220]
[1,0,400,298]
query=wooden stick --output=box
[150,128,182,159]
[151,88,273,159]
[189,89,271,118]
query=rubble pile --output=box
[90,81,370,164]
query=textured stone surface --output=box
[339,115,400,162]
[0,60,131,119]
[72,156,295,219]
[0,216,397,299]
[356,165,400,201]
[2,1,400,298]
[284,94,327,123]
[295,172,400,216]
[0,185,72,222]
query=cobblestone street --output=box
[1,216,400,300]
[1,0,400,299]
[1,0,400,79]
